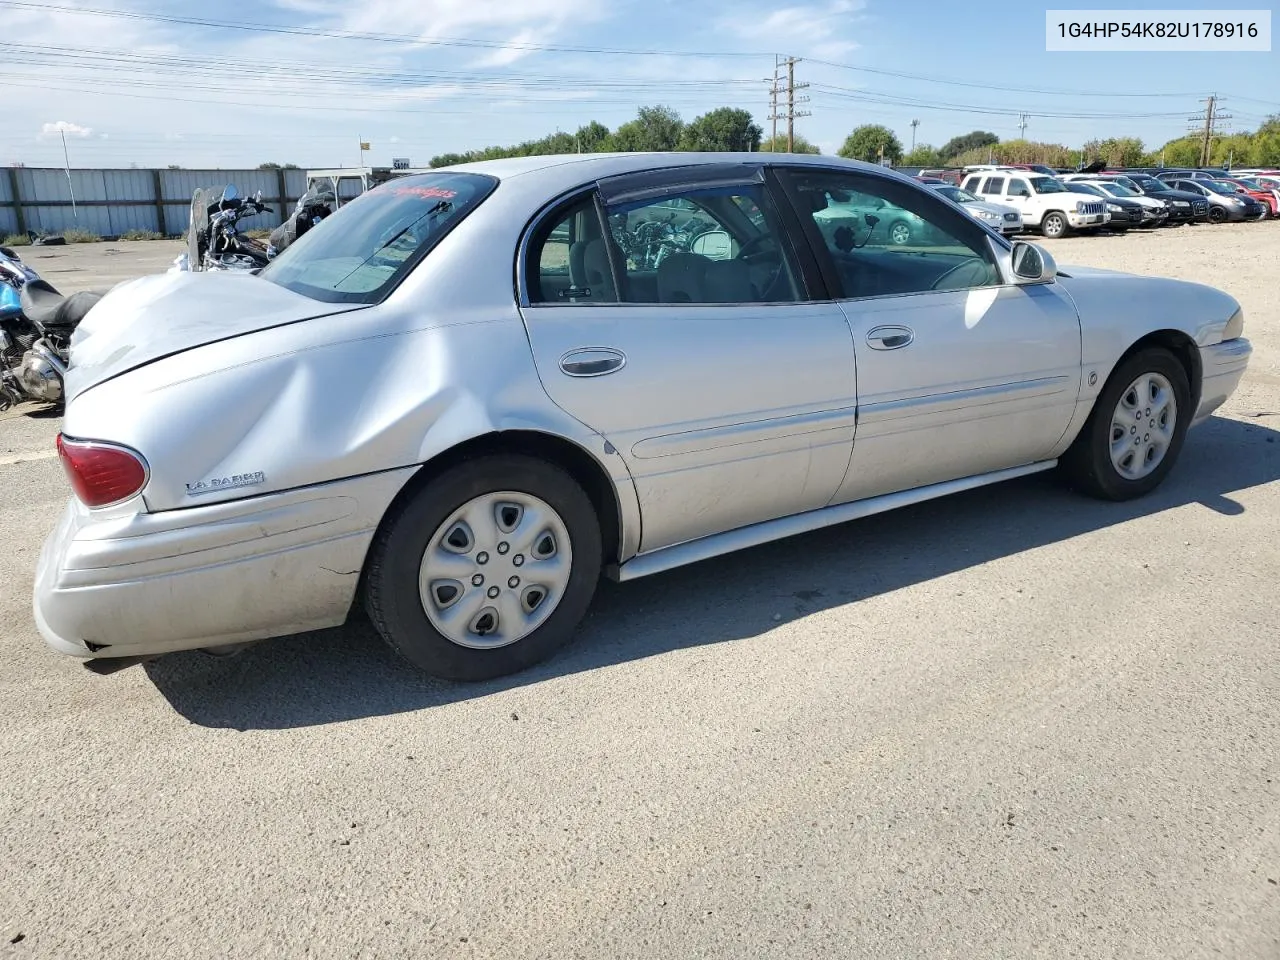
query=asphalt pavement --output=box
[1,231,1277,959]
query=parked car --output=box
[961,171,1108,238]
[1006,163,1059,176]
[1076,179,1170,226]
[929,183,1024,235]
[33,153,1251,681]
[1156,169,1219,184]
[1165,178,1267,222]
[1212,178,1277,217]
[1063,180,1161,228]
[1117,173,1211,223]
[1242,175,1280,210]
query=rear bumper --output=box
[34,467,417,661]
[1194,337,1252,426]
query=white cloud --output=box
[719,0,867,50]
[389,136,401,143]
[40,121,93,138]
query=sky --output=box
[0,0,1276,170]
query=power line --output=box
[0,0,771,58]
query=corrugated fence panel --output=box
[7,167,300,238]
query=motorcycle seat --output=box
[20,280,103,330]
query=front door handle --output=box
[560,347,626,377]
[866,325,914,351]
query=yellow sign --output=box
[359,141,371,151]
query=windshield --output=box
[936,185,980,203]
[1203,180,1241,195]
[260,173,496,303]
[1099,182,1138,198]
[1026,165,1057,176]
[1129,175,1160,190]
[1030,177,1069,194]
[1070,183,1106,198]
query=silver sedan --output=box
[35,153,1252,680]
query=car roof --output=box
[442,151,886,181]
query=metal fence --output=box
[0,167,310,239]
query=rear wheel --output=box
[888,219,912,245]
[1061,348,1191,501]
[364,454,602,680]
[1041,211,1068,239]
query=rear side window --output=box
[526,194,618,305]
[260,172,496,304]
[963,176,982,192]
[984,177,1005,194]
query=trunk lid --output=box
[66,270,363,400]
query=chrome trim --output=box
[858,376,1071,425]
[630,404,859,459]
[610,460,1057,581]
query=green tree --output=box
[837,124,903,164]
[1081,137,1145,168]
[1150,136,1202,167]
[1252,115,1280,166]
[678,107,762,152]
[938,130,999,162]
[759,133,820,153]
[574,121,613,153]
[611,105,685,152]
[902,144,942,167]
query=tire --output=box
[1061,347,1192,501]
[1207,206,1227,224]
[1041,211,1068,239]
[888,219,912,245]
[363,454,603,681]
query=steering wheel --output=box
[736,233,776,261]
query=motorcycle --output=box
[171,185,275,273]
[0,246,98,410]
[267,178,338,257]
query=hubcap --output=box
[890,223,910,245]
[1109,372,1177,481]
[419,492,572,650]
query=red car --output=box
[1214,178,1277,217]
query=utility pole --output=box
[909,118,919,153]
[766,57,780,151]
[768,56,810,153]
[1017,112,1029,139]
[1190,95,1231,167]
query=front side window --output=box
[1030,177,1069,194]
[602,183,801,304]
[780,169,1000,300]
[984,177,1006,195]
[260,172,495,303]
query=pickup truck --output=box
[960,171,1108,238]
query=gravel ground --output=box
[1,227,1277,959]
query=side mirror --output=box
[1010,240,1057,284]
[864,213,880,229]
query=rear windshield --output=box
[259,172,496,304]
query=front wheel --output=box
[1207,206,1227,224]
[1061,347,1191,501]
[364,454,603,680]
[1041,212,1069,239]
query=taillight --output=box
[56,435,149,508]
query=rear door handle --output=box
[866,325,914,350]
[560,347,626,377]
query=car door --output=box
[775,165,1083,503]
[518,164,858,554]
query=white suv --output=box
[962,171,1108,238]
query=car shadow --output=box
[146,414,1280,729]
